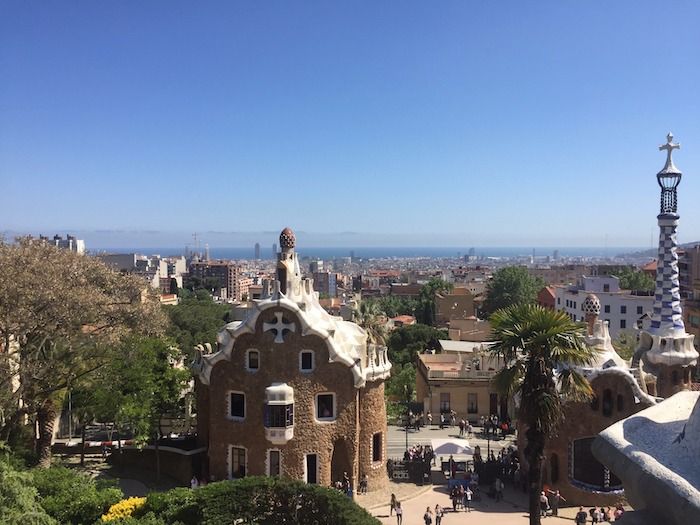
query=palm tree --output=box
[488,304,596,525]
[353,300,387,345]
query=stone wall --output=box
[540,372,654,506]
[204,306,388,491]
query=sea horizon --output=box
[91,245,652,260]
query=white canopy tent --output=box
[431,438,473,455]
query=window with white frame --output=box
[299,350,315,372]
[316,393,336,421]
[246,349,260,371]
[267,449,281,477]
[230,446,246,478]
[372,432,382,462]
[229,392,245,420]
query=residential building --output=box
[189,260,246,300]
[415,345,508,422]
[435,289,475,325]
[537,286,556,309]
[312,271,337,298]
[553,275,653,339]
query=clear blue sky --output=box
[1,1,699,247]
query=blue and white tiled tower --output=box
[636,133,698,397]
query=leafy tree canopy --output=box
[614,267,655,292]
[387,324,447,368]
[483,266,544,315]
[165,291,231,358]
[0,238,165,467]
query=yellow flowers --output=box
[101,496,146,521]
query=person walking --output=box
[434,504,443,525]
[540,491,550,518]
[546,489,565,516]
[190,475,199,489]
[395,501,403,525]
[464,486,473,512]
[423,506,433,525]
[494,477,504,502]
[390,493,397,516]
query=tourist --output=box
[440,413,445,429]
[466,421,473,437]
[423,506,433,525]
[390,493,397,516]
[575,506,588,525]
[540,491,550,517]
[494,477,504,502]
[546,489,565,516]
[395,501,403,525]
[190,475,199,489]
[603,507,612,522]
[359,474,368,494]
[614,505,625,520]
[464,485,473,512]
[459,419,465,437]
[427,411,433,426]
[450,486,459,512]
[589,506,599,523]
[434,504,443,525]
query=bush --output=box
[0,461,56,525]
[32,467,122,525]
[101,497,146,521]
[140,477,379,525]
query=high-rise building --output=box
[272,243,277,259]
[254,243,261,260]
[38,234,86,254]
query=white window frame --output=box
[299,350,315,372]
[304,453,319,484]
[266,448,282,477]
[228,390,246,421]
[315,392,337,422]
[246,348,260,372]
[372,431,383,463]
[228,444,248,479]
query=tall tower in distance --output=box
[254,242,261,260]
[633,133,698,397]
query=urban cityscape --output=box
[2,3,699,525]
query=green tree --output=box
[612,330,637,362]
[89,338,191,481]
[416,277,453,325]
[0,239,165,468]
[165,291,231,359]
[489,305,596,525]
[353,300,387,345]
[614,267,654,292]
[483,266,544,315]
[386,324,447,369]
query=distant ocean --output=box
[94,246,648,260]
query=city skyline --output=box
[2,2,699,244]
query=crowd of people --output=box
[574,505,626,523]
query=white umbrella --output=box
[431,438,473,455]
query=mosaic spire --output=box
[650,133,684,335]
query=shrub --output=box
[0,460,56,525]
[32,467,122,525]
[141,477,379,525]
[101,497,147,521]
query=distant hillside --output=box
[617,241,700,259]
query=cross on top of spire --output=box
[659,132,680,173]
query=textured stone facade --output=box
[542,372,654,506]
[194,228,391,492]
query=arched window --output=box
[550,454,559,484]
[616,394,624,413]
[602,389,613,417]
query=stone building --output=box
[193,228,392,491]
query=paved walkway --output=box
[358,485,600,524]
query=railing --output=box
[427,369,496,379]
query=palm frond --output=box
[557,368,594,402]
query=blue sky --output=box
[1,1,699,247]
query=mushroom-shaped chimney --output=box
[583,293,601,335]
[280,227,296,251]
